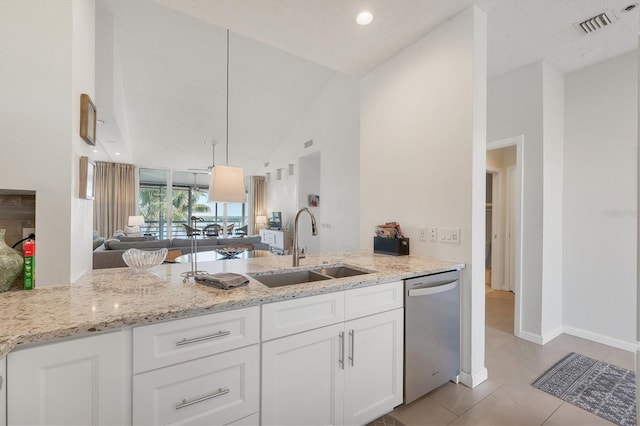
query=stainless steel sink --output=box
[249,270,331,288]
[312,265,372,278]
[249,264,374,288]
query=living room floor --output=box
[383,287,633,425]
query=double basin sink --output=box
[248,264,375,288]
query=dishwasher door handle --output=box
[408,280,457,297]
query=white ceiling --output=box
[94,0,639,174]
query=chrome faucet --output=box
[292,207,318,267]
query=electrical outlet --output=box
[428,227,437,242]
[419,227,426,241]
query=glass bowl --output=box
[122,248,168,271]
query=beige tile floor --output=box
[387,286,635,426]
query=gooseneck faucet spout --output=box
[292,207,318,267]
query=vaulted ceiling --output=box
[94,0,638,176]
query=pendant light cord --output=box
[226,29,230,166]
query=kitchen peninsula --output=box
[0,250,463,426]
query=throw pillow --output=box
[118,236,156,242]
[124,225,142,237]
[103,238,121,250]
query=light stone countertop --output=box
[0,250,464,357]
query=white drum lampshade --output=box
[208,166,246,203]
[128,215,145,226]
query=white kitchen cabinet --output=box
[343,308,404,425]
[261,282,404,426]
[1,356,6,426]
[262,323,344,426]
[7,331,130,425]
[132,307,260,426]
[133,306,259,373]
[262,291,344,341]
[133,344,259,426]
[259,229,293,254]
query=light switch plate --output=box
[438,227,461,244]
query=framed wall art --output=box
[80,93,97,145]
[79,156,96,200]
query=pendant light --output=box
[208,29,246,203]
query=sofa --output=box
[93,235,269,269]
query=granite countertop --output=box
[0,250,464,357]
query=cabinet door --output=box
[262,323,344,426]
[343,309,404,426]
[273,231,284,250]
[0,357,5,426]
[8,331,129,425]
[133,345,259,426]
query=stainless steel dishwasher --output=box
[404,269,460,404]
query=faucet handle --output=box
[298,246,306,259]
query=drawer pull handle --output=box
[176,387,230,410]
[176,330,231,346]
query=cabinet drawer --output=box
[345,281,403,321]
[262,292,345,341]
[133,306,259,373]
[133,345,259,426]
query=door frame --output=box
[486,135,523,338]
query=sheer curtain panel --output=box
[94,162,137,238]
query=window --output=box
[138,168,247,238]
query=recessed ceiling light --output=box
[356,11,373,26]
[115,152,121,156]
[96,119,105,124]
[93,149,98,153]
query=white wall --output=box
[0,0,95,286]
[563,51,637,349]
[263,72,360,252]
[488,62,545,339]
[360,6,487,386]
[541,63,564,339]
[297,152,321,253]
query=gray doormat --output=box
[532,352,636,426]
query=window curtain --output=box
[94,161,137,238]
[249,176,266,235]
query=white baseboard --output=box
[518,330,543,345]
[459,368,488,388]
[562,326,637,352]
[541,326,564,344]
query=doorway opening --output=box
[486,136,523,337]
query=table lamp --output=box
[127,215,145,236]
[256,215,267,231]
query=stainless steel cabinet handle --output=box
[175,387,229,410]
[176,330,231,346]
[407,281,457,297]
[349,330,355,367]
[338,331,345,369]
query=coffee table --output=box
[174,249,273,263]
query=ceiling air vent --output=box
[576,10,617,34]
